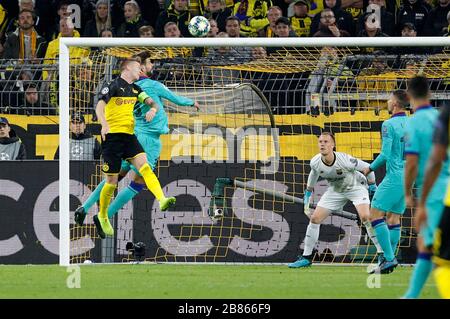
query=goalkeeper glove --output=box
[368,184,377,199]
[303,190,312,216]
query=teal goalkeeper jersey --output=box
[133,76,195,135]
[404,105,450,195]
[370,112,407,177]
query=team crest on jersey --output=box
[102,163,109,172]
[101,87,109,95]
[116,98,123,105]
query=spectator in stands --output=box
[43,16,90,107]
[138,25,154,37]
[164,22,192,57]
[0,117,26,160]
[259,6,283,37]
[357,12,388,37]
[2,9,47,63]
[208,18,219,37]
[289,1,312,37]
[392,22,430,54]
[100,28,114,37]
[0,1,19,45]
[357,0,395,36]
[232,0,271,37]
[116,0,148,37]
[310,0,355,36]
[54,113,102,160]
[423,0,450,36]
[204,0,232,33]
[267,17,297,55]
[83,0,112,37]
[396,0,430,35]
[3,70,34,110]
[48,0,74,40]
[110,0,160,29]
[444,11,450,36]
[164,21,181,38]
[19,82,54,115]
[155,0,191,37]
[225,15,241,37]
[251,46,267,59]
[312,8,351,36]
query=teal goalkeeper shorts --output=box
[371,176,406,215]
[121,132,162,174]
[422,195,445,248]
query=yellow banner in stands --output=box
[2,111,389,161]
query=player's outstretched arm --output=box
[355,159,376,184]
[155,81,197,109]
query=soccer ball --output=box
[188,16,210,37]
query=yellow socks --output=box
[434,266,450,299]
[99,182,116,219]
[139,163,165,201]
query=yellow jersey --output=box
[98,77,149,134]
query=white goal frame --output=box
[59,36,450,266]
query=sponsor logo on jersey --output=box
[102,163,109,172]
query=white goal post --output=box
[59,36,450,266]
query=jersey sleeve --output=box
[404,119,419,156]
[98,81,115,103]
[370,121,392,171]
[306,156,320,189]
[156,82,195,107]
[433,105,450,148]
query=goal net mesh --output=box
[67,44,450,264]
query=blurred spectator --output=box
[208,18,219,37]
[423,0,450,36]
[232,0,271,37]
[0,117,26,160]
[341,0,365,23]
[139,25,154,37]
[357,12,388,37]
[164,22,192,57]
[19,82,54,115]
[259,6,283,37]
[204,0,232,32]
[164,21,181,37]
[3,9,47,63]
[310,0,355,36]
[312,8,351,36]
[43,17,90,81]
[267,16,297,55]
[396,0,430,35]
[358,0,395,36]
[116,0,148,37]
[48,0,76,40]
[289,1,312,37]
[251,46,267,59]
[2,70,34,110]
[54,113,102,160]
[155,0,190,37]
[110,0,160,29]
[444,11,450,36]
[391,22,430,54]
[225,15,241,37]
[83,0,112,37]
[100,28,114,37]
[0,1,19,50]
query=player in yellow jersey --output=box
[94,57,175,237]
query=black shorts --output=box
[434,206,450,266]
[101,133,144,174]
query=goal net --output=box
[60,37,450,266]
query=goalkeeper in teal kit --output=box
[363,89,409,274]
[75,52,199,232]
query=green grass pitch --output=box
[0,264,439,299]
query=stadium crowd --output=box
[0,0,449,152]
